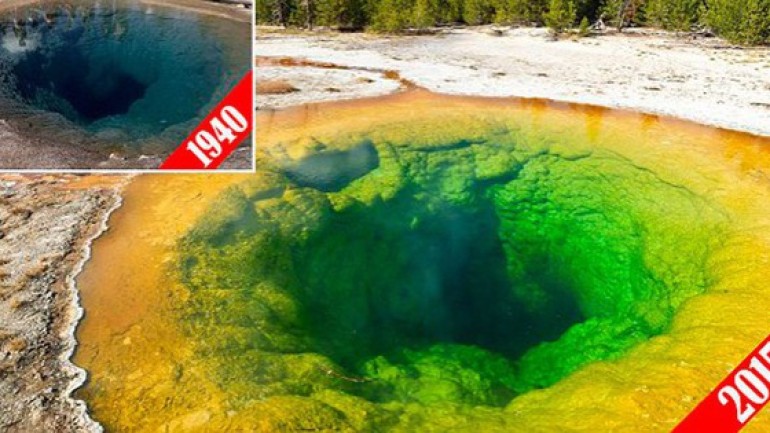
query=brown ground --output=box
[257,79,299,95]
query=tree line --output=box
[256,0,770,45]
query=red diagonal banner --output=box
[160,71,253,170]
[674,335,770,433]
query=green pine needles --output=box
[256,0,770,45]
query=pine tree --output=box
[252,0,770,46]
[272,0,291,27]
[495,0,527,24]
[463,0,495,25]
[371,0,412,31]
[544,0,576,34]
[317,0,367,29]
[413,0,440,29]
[646,0,700,31]
[705,0,770,45]
[573,0,603,23]
[495,0,550,25]
[255,0,274,24]
[440,0,464,23]
[578,15,590,35]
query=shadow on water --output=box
[283,141,381,192]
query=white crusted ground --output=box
[258,27,770,137]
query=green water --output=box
[176,128,727,429]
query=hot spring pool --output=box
[0,0,251,169]
[75,92,770,431]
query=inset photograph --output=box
[0,0,253,170]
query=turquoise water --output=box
[0,0,250,155]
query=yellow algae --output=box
[74,175,248,431]
[75,91,770,431]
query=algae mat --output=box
[75,91,770,431]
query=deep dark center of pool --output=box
[295,191,586,373]
[15,52,148,121]
[0,2,227,140]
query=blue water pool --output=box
[0,0,250,166]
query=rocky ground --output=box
[256,57,404,108]
[257,26,770,137]
[0,175,124,432]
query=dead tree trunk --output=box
[302,0,314,30]
[273,0,289,27]
[616,0,633,32]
